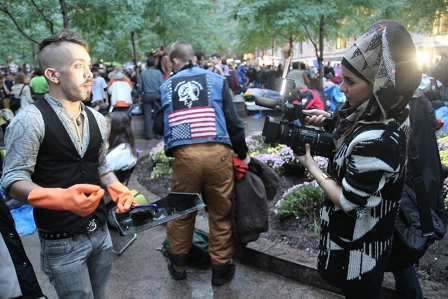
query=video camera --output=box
[256,57,335,158]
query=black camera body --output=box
[255,58,335,158]
[261,115,335,158]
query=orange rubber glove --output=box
[27,184,104,217]
[107,181,139,213]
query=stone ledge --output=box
[193,213,447,299]
[234,236,448,299]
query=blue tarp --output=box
[435,106,448,133]
[10,204,36,236]
[324,85,346,112]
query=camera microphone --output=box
[255,96,282,111]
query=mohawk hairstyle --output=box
[38,29,89,52]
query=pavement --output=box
[8,101,448,298]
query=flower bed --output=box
[134,131,448,284]
[145,132,448,222]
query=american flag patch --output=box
[169,106,216,140]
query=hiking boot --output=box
[167,260,187,280]
[167,252,188,280]
[211,259,235,286]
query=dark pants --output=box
[141,92,161,140]
[392,266,423,299]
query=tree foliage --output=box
[0,0,447,70]
[0,0,220,67]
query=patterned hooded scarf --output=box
[334,20,421,148]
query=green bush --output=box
[276,183,322,220]
[150,147,174,179]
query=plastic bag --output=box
[10,204,36,236]
[127,103,142,116]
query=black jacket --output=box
[0,200,44,298]
[231,157,279,246]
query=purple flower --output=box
[254,153,284,172]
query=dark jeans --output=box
[141,93,161,140]
[392,266,423,299]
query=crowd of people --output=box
[0,19,446,299]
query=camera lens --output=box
[262,116,335,158]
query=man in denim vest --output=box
[160,41,250,286]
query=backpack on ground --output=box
[9,85,26,111]
[161,229,210,266]
[386,95,447,272]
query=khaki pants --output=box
[2,97,10,109]
[167,143,234,266]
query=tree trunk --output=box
[60,0,69,29]
[131,31,139,83]
[318,15,325,87]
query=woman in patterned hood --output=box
[296,20,421,298]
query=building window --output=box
[336,38,346,49]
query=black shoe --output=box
[167,259,187,280]
[211,259,235,286]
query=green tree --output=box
[234,0,374,83]
[0,0,223,69]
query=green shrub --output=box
[276,183,322,220]
[150,147,174,179]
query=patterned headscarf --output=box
[333,20,421,148]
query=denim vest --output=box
[160,66,232,157]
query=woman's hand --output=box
[295,143,319,171]
[302,109,331,127]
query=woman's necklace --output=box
[70,103,83,150]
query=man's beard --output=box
[83,91,91,102]
[61,80,92,102]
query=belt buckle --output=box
[87,219,98,234]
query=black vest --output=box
[32,99,107,233]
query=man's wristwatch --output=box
[317,172,331,185]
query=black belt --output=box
[39,219,103,240]
[39,231,74,240]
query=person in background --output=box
[0,29,138,298]
[138,57,164,140]
[29,67,48,102]
[193,51,207,69]
[1,72,13,105]
[209,53,229,76]
[108,66,119,81]
[91,66,109,115]
[160,41,250,286]
[154,45,172,79]
[300,62,311,80]
[287,61,310,89]
[91,66,108,104]
[323,61,336,79]
[11,72,33,113]
[0,73,13,133]
[105,111,138,172]
[295,20,421,298]
[309,64,318,79]
[428,57,440,77]
[107,66,134,112]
